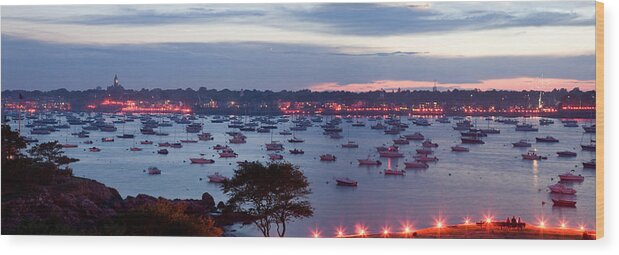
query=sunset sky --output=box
[1,2,596,92]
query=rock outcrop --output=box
[2,174,222,234]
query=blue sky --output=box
[1,2,596,91]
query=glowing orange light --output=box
[311,229,321,238]
[436,221,444,228]
[356,224,368,237]
[335,226,345,237]
[463,217,472,225]
[579,224,586,231]
[382,226,391,236]
[539,220,546,228]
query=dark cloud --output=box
[291,3,595,36]
[1,36,594,91]
[3,7,266,26]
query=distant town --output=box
[2,75,595,118]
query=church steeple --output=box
[113,74,120,87]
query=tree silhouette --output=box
[222,161,313,237]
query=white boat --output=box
[208,172,228,183]
[512,140,532,147]
[341,141,359,148]
[548,183,577,195]
[521,150,546,160]
[146,166,161,175]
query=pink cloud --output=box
[309,77,595,92]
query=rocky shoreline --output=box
[1,173,250,235]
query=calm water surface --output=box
[9,115,597,237]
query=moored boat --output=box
[320,154,337,161]
[536,136,559,143]
[208,172,228,183]
[219,148,238,158]
[558,172,585,182]
[512,139,532,147]
[461,137,484,144]
[404,132,425,141]
[190,158,215,164]
[341,141,359,148]
[358,157,382,165]
[422,139,438,148]
[451,145,469,152]
[335,177,357,186]
[582,159,596,169]
[146,166,161,175]
[269,153,284,160]
[551,199,576,207]
[62,143,78,148]
[404,161,429,169]
[548,183,577,195]
[556,151,577,157]
[522,150,546,160]
[384,169,406,175]
[289,148,305,154]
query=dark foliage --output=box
[222,161,313,237]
